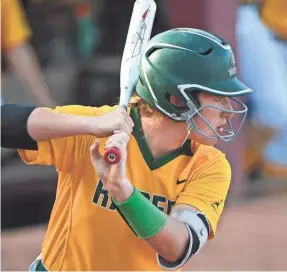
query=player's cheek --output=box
[194,116,207,133]
[198,117,217,137]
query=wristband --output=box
[113,188,167,239]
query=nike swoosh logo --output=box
[176,179,187,185]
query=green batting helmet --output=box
[135,28,253,142]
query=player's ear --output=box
[168,94,186,110]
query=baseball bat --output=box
[104,0,157,164]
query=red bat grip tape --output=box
[104,147,121,164]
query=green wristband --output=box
[112,188,167,239]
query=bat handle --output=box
[104,147,121,164]
[103,104,128,165]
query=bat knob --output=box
[104,148,121,164]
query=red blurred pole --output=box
[168,0,206,29]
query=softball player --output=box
[236,0,287,179]
[2,28,252,271]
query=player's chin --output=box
[191,132,218,146]
[199,137,218,146]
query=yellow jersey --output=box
[261,0,287,39]
[19,105,231,271]
[1,0,31,52]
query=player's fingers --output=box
[110,131,130,142]
[105,141,121,150]
[126,114,134,132]
[118,118,132,135]
[124,121,132,135]
[105,138,128,161]
[118,106,127,113]
[90,140,102,164]
[126,115,134,130]
[116,118,129,135]
[105,133,130,149]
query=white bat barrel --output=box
[119,0,157,107]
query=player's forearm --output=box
[146,216,189,262]
[111,184,190,263]
[7,44,56,107]
[27,107,95,141]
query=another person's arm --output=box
[2,0,56,107]
[6,44,57,107]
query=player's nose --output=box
[221,98,234,119]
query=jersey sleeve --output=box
[18,105,113,172]
[1,0,32,52]
[175,154,231,238]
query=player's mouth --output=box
[214,119,234,137]
[215,124,231,135]
[216,126,224,133]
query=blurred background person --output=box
[236,0,287,181]
[1,0,57,107]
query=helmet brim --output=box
[204,77,253,97]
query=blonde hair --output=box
[129,94,157,117]
[129,94,163,135]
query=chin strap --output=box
[181,125,192,148]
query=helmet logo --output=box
[228,54,237,77]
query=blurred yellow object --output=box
[239,0,262,4]
[244,122,287,181]
[244,122,274,178]
[262,160,287,181]
[244,148,262,173]
[245,147,287,181]
[261,0,287,39]
[1,0,31,52]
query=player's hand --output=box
[92,107,134,138]
[90,131,134,201]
